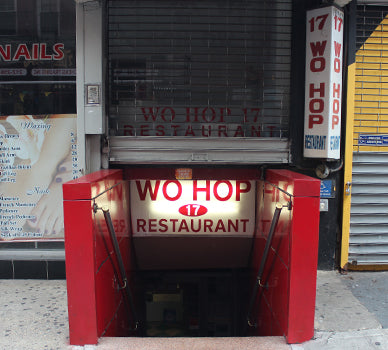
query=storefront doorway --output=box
[63,168,321,345]
[137,268,250,337]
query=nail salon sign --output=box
[0,114,79,241]
[304,6,344,159]
[130,180,255,236]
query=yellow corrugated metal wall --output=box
[341,7,388,268]
[354,15,388,151]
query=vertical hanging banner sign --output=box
[304,6,344,159]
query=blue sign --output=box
[359,134,388,146]
[320,180,334,198]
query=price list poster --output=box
[0,114,78,241]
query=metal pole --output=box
[246,203,283,329]
[101,207,139,330]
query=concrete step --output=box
[87,336,291,350]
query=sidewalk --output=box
[0,271,387,350]
[293,270,388,350]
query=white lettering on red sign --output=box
[304,6,343,159]
[130,180,255,236]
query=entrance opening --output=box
[63,168,320,345]
[137,269,250,337]
[127,173,258,337]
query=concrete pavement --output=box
[0,270,387,350]
[293,271,388,350]
[0,279,68,350]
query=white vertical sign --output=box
[304,6,344,159]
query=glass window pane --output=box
[0,0,15,12]
[0,1,76,115]
[41,0,58,12]
[0,12,16,35]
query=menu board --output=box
[0,114,78,241]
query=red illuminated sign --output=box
[130,180,255,236]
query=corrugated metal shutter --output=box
[349,5,388,265]
[106,0,291,164]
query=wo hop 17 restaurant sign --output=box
[304,6,344,159]
[130,180,255,236]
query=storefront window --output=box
[0,0,15,10]
[0,0,76,115]
[108,0,292,139]
[39,0,60,37]
[0,0,76,244]
[0,0,16,36]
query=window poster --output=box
[0,114,78,241]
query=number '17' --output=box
[309,14,328,32]
[186,204,200,216]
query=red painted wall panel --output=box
[287,196,320,343]
[63,169,123,200]
[64,199,98,345]
[249,169,320,343]
[64,170,134,346]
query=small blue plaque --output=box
[320,180,333,198]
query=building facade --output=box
[0,0,387,277]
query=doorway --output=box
[137,269,250,337]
